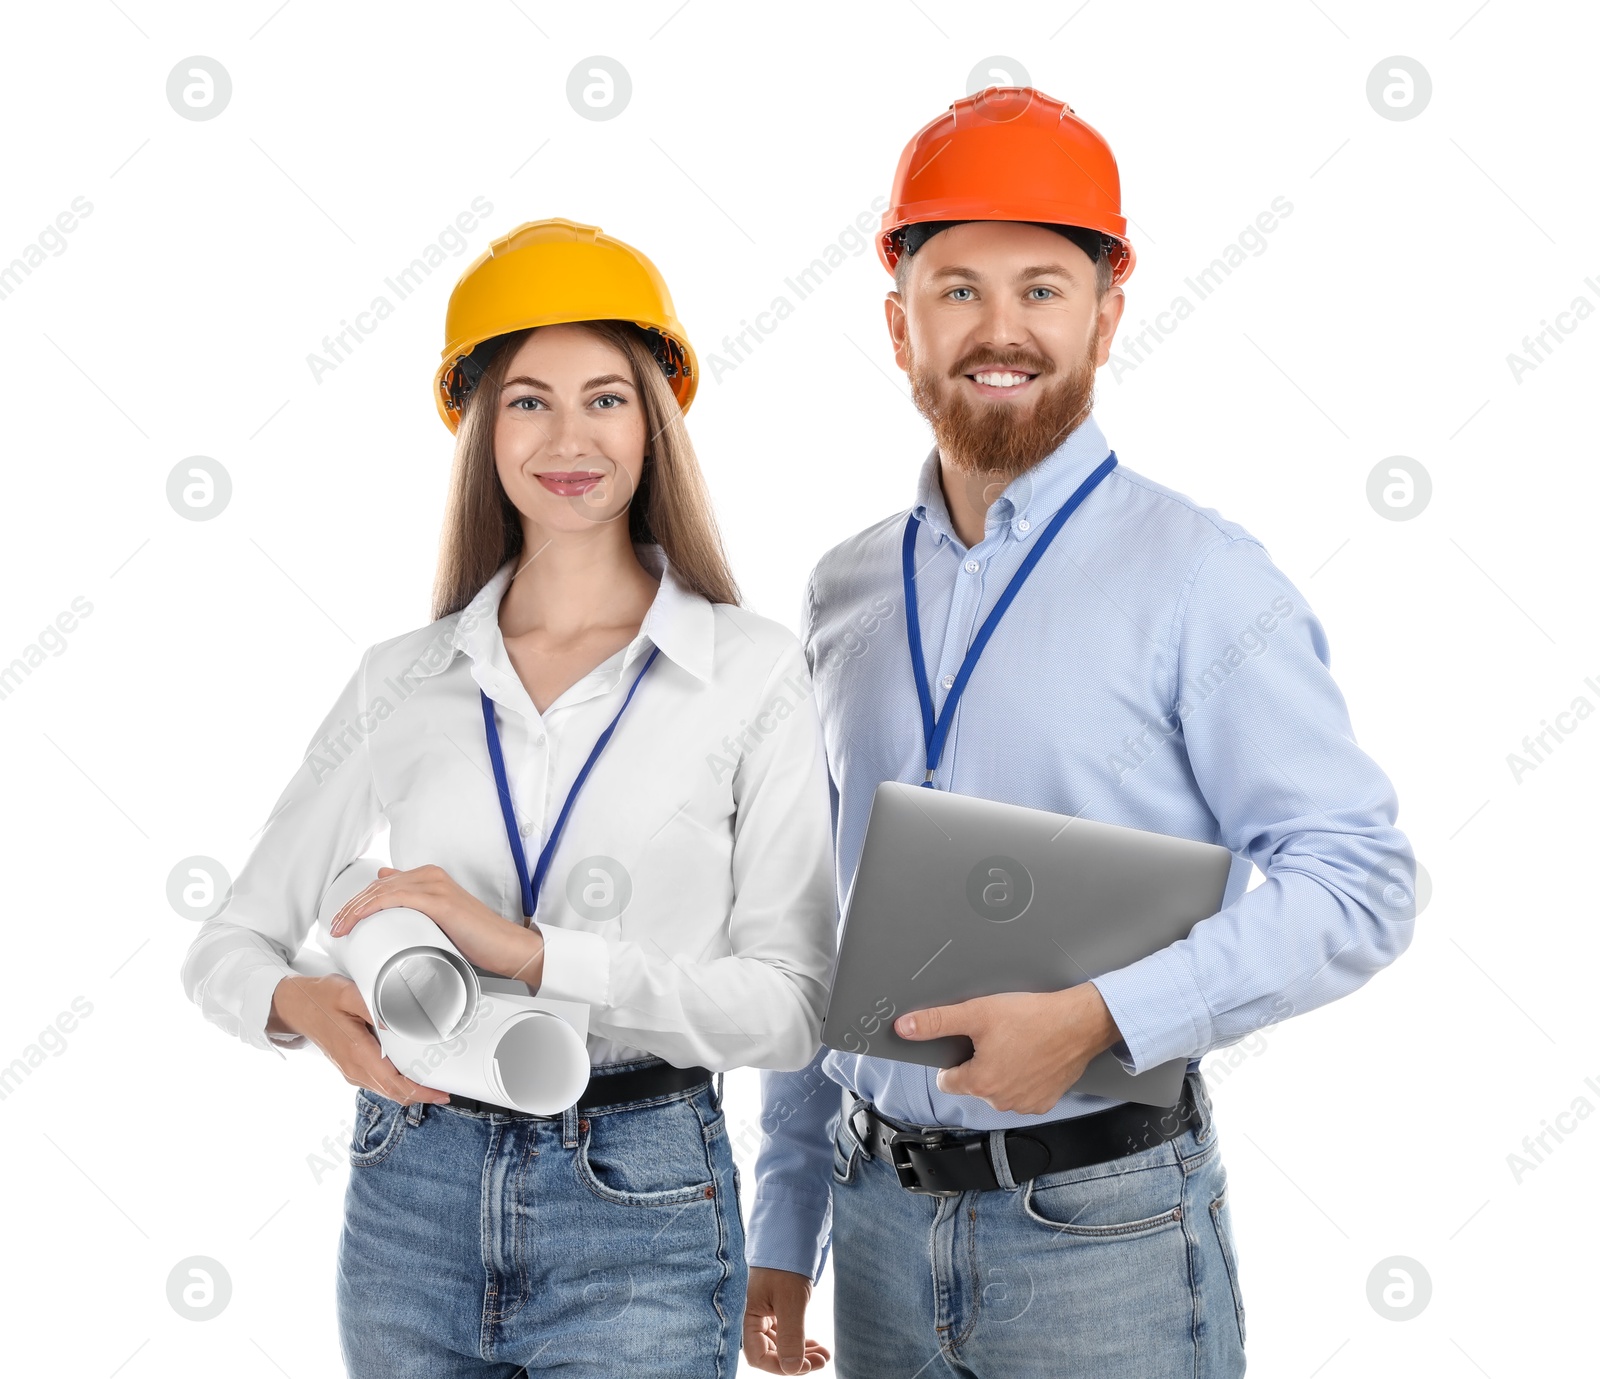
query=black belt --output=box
[850,1077,1201,1195]
[444,1061,713,1118]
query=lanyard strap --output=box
[902,451,1117,787]
[480,645,661,921]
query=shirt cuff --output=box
[745,1185,833,1283]
[242,959,304,1053]
[536,924,611,1007]
[1090,945,1213,1073]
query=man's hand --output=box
[894,982,1123,1115]
[744,1266,831,1374]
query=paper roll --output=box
[379,991,592,1115]
[316,859,481,1044]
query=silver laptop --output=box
[821,782,1234,1107]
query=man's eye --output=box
[1028,287,1055,300]
[948,287,975,302]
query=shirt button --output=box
[963,559,980,574]
[940,673,955,689]
[519,821,534,838]
[1017,518,1031,532]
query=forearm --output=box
[541,928,831,1071]
[1092,837,1415,1072]
[747,1050,842,1282]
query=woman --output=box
[179,219,836,1377]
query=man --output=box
[741,88,1417,1377]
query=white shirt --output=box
[180,546,838,1073]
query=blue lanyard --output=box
[480,645,660,921]
[902,452,1117,787]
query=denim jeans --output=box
[828,1070,1247,1378]
[336,1059,745,1377]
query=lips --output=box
[535,471,604,496]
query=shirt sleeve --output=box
[746,1048,846,1280]
[744,568,848,1279]
[1090,536,1419,1072]
[536,637,839,1073]
[179,647,384,1053]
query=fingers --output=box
[353,1039,450,1110]
[328,865,453,936]
[342,1040,449,1106]
[773,1295,811,1375]
[935,1051,1062,1113]
[743,1324,828,1375]
[374,1056,450,1106]
[895,999,971,1041]
[743,1269,819,1375]
[317,982,447,1105]
[328,876,398,936]
[329,868,422,933]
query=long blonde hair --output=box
[431,320,739,620]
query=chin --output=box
[521,491,623,531]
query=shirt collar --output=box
[442,543,717,698]
[911,412,1112,547]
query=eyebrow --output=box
[926,263,1080,284]
[502,373,634,391]
[1017,263,1078,283]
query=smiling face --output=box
[887,221,1125,480]
[492,323,648,533]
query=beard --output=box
[908,336,1098,484]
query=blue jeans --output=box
[828,1071,1247,1378]
[336,1060,745,1377]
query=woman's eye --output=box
[508,395,546,411]
[591,393,625,409]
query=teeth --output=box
[973,371,1031,387]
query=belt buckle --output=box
[887,1128,964,1197]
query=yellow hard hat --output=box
[434,217,698,432]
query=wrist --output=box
[1076,980,1122,1055]
[266,973,322,1038]
[498,924,545,988]
[266,977,296,1036]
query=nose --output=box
[532,404,592,465]
[972,294,1032,353]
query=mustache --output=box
[948,347,1057,379]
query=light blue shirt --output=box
[747,413,1417,1279]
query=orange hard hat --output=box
[879,86,1135,285]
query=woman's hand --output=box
[326,865,545,988]
[268,973,450,1105]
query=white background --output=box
[1,2,1595,1375]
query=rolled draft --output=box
[379,991,592,1116]
[316,859,481,1044]
[293,860,594,1114]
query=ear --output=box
[1092,285,1127,368]
[884,292,911,374]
